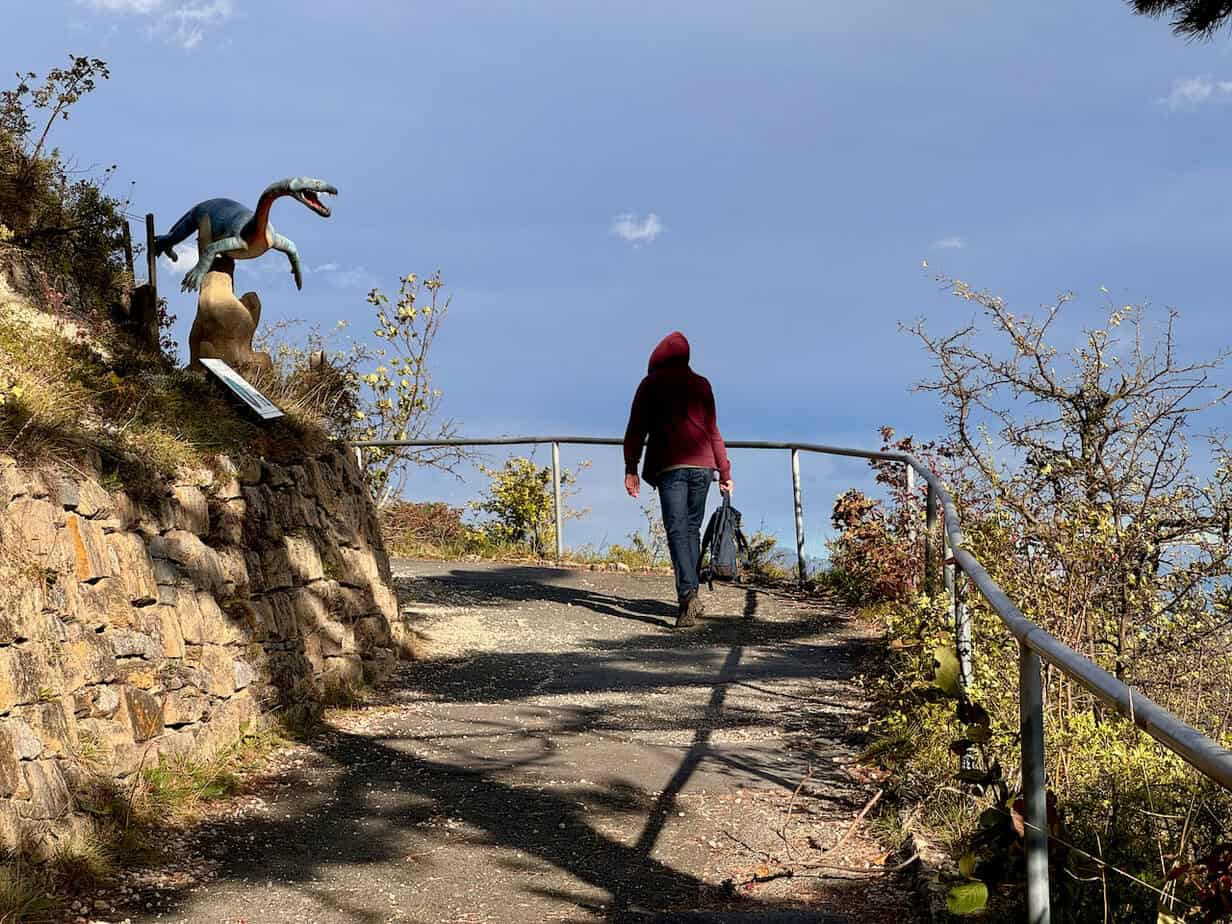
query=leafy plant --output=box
[471,454,590,558]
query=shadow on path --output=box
[120,564,877,923]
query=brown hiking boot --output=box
[676,592,704,628]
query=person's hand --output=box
[719,479,734,496]
[625,473,640,498]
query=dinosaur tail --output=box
[153,208,200,262]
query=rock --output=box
[162,530,226,594]
[0,647,52,712]
[73,685,121,720]
[138,605,185,659]
[315,620,355,657]
[232,659,255,691]
[64,576,135,631]
[260,546,294,591]
[3,718,46,761]
[75,479,114,520]
[107,629,160,660]
[161,689,207,727]
[106,532,158,606]
[235,456,263,485]
[323,654,364,689]
[355,615,393,651]
[60,629,119,691]
[4,498,62,567]
[122,686,164,741]
[15,701,77,757]
[212,497,245,545]
[285,535,325,585]
[170,486,209,535]
[16,761,71,820]
[177,591,241,646]
[185,645,235,698]
[60,514,115,583]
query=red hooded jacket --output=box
[623,332,731,487]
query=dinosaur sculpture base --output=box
[188,256,272,373]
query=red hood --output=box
[648,331,690,372]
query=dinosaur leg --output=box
[182,235,247,293]
[153,208,201,261]
[271,233,304,290]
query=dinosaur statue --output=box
[154,176,337,293]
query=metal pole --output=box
[924,482,937,596]
[144,213,157,304]
[1020,642,1052,924]
[905,463,916,589]
[791,448,806,583]
[954,566,973,693]
[551,441,563,560]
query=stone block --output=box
[15,701,77,757]
[73,684,121,720]
[0,573,49,646]
[137,605,184,659]
[285,534,324,585]
[162,530,226,594]
[60,629,119,692]
[265,593,297,639]
[261,546,294,591]
[212,497,245,545]
[316,621,355,657]
[355,615,393,651]
[122,686,164,741]
[215,546,249,596]
[0,647,52,712]
[64,576,134,631]
[236,456,263,485]
[161,688,207,727]
[60,514,115,583]
[362,647,397,684]
[185,644,235,697]
[107,532,158,605]
[178,591,241,646]
[16,761,71,820]
[107,629,159,660]
[76,478,115,519]
[233,659,255,692]
[171,485,209,535]
[323,654,364,689]
[228,598,273,642]
[5,498,62,567]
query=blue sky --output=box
[5,1,1232,559]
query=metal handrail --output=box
[354,436,1232,923]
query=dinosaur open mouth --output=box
[298,188,336,218]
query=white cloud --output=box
[166,0,233,50]
[932,236,966,250]
[1160,76,1232,111]
[83,0,164,11]
[611,212,664,245]
[81,0,233,50]
[157,242,198,281]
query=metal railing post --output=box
[954,566,973,694]
[905,463,917,589]
[924,481,937,596]
[791,448,806,582]
[551,441,563,560]
[1020,642,1052,924]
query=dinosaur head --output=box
[269,177,338,217]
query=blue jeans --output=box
[657,467,712,603]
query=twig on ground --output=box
[778,766,812,859]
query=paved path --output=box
[119,562,918,924]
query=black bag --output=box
[699,494,749,590]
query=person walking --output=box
[623,331,733,628]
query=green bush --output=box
[838,280,1232,922]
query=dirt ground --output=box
[96,561,920,924]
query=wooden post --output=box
[144,213,157,304]
[121,221,135,281]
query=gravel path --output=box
[106,561,918,924]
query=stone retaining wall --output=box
[0,445,402,848]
